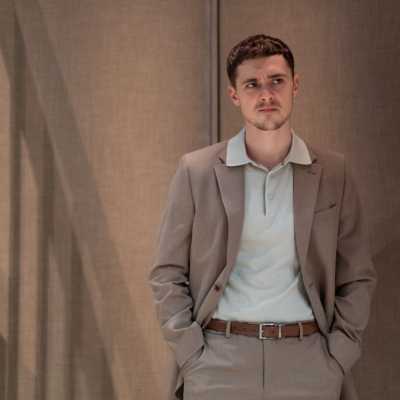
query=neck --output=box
[243,122,293,170]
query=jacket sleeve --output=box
[148,155,204,368]
[327,158,377,374]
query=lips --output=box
[257,107,277,112]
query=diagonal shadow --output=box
[0,1,157,399]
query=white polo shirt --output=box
[212,127,315,323]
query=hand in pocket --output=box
[181,345,205,375]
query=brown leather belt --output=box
[205,318,319,340]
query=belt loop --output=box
[225,320,231,338]
[298,322,304,340]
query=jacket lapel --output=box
[213,152,245,279]
[293,147,322,279]
[197,145,245,327]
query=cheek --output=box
[244,95,257,106]
[243,103,256,115]
[281,93,293,107]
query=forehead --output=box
[236,55,291,80]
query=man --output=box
[149,34,377,400]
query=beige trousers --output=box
[181,327,344,400]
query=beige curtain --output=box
[0,0,398,399]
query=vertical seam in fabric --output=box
[206,0,220,145]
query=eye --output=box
[272,78,283,85]
[245,82,257,88]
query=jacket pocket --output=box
[319,332,345,378]
[314,202,337,214]
[180,344,207,376]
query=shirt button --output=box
[214,284,221,292]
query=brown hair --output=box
[226,34,295,88]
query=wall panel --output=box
[0,0,15,398]
[6,1,210,399]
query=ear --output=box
[228,85,240,106]
[292,73,300,98]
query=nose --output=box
[259,84,273,103]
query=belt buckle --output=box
[259,323,284,340]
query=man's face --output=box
[228,55,299,132]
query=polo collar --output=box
[226,127,312,168]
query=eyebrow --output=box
[240,73,288,85]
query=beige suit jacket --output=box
[149,136,377,400]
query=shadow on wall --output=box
[1,1,154,399]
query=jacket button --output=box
[214,284,221,291]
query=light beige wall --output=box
[2,1,399,399]
[0,0,13,396]
[6,1,209,399]
[220,1,400,399]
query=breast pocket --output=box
[314,201,336,215]
[310,199,339,260]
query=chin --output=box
[255,122,284,131]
